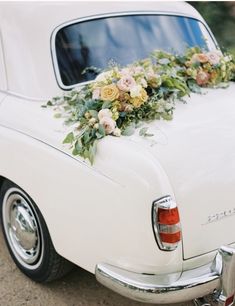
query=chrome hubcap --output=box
[2,188,43,269]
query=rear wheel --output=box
[0,180,73,282]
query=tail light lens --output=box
[152,195,181,251]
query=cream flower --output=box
[117,76,136,92]
[133,66,144,75]
[92,88,100,100]
[113,127,121,137]
[98,109,112,121]
[88,118,97,126]
[130,97,143,108]
[100,117,116,134]
[130,89,148,108]
[139,78,148,88]
[130,85,142,98]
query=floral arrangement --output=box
[45,47,235,164]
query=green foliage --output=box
[46,47,235,164]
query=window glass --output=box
[55,15,216,87]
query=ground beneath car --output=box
[0,227,204,306]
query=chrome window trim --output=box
[50,11,219,91]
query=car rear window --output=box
[53,14,216,88]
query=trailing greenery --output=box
[44,47,235,164]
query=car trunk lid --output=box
[139,84,235,258]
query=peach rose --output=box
[100,85,119,101]
[118,91,130,103]
[99,117,116,134]
[196,71,210,86]
[124,104,134,112]
[192,53,209,64]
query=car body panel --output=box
[1,83,235,264]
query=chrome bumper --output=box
[95,246,235,305]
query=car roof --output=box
[0,1,205,100]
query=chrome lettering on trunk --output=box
[203,208,235,225]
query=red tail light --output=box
[152,196,181,251]
[225,295,234,306]
[158,207,180,225]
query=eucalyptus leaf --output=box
[102,101,112,109]
[47,100,53,106]
[54,113,62,118]
[89,110,98,119]
[122,125,135,136]
[98,125,106,137]
[63,132,74,144]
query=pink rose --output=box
[117,76,136,92]
[100,117,116,134]
[120,68,132,76]
[196,71,210,86]
[92,88,100,100]
[133,66,144,74]
[206,51,222,65]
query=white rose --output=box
[206,51,222,65]
[224,55,232,63]
[113,127,121,137]
[98,109,112,121]
[95,71,113,82]
[100,117,116,134]
[139,78,147,88]
[130,85,142,98]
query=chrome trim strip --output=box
[50,11,219,91]
[95,245,235,304]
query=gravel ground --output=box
[0,226,199,306]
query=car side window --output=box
[0,30,7,91]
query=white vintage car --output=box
[0,2,235,305]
